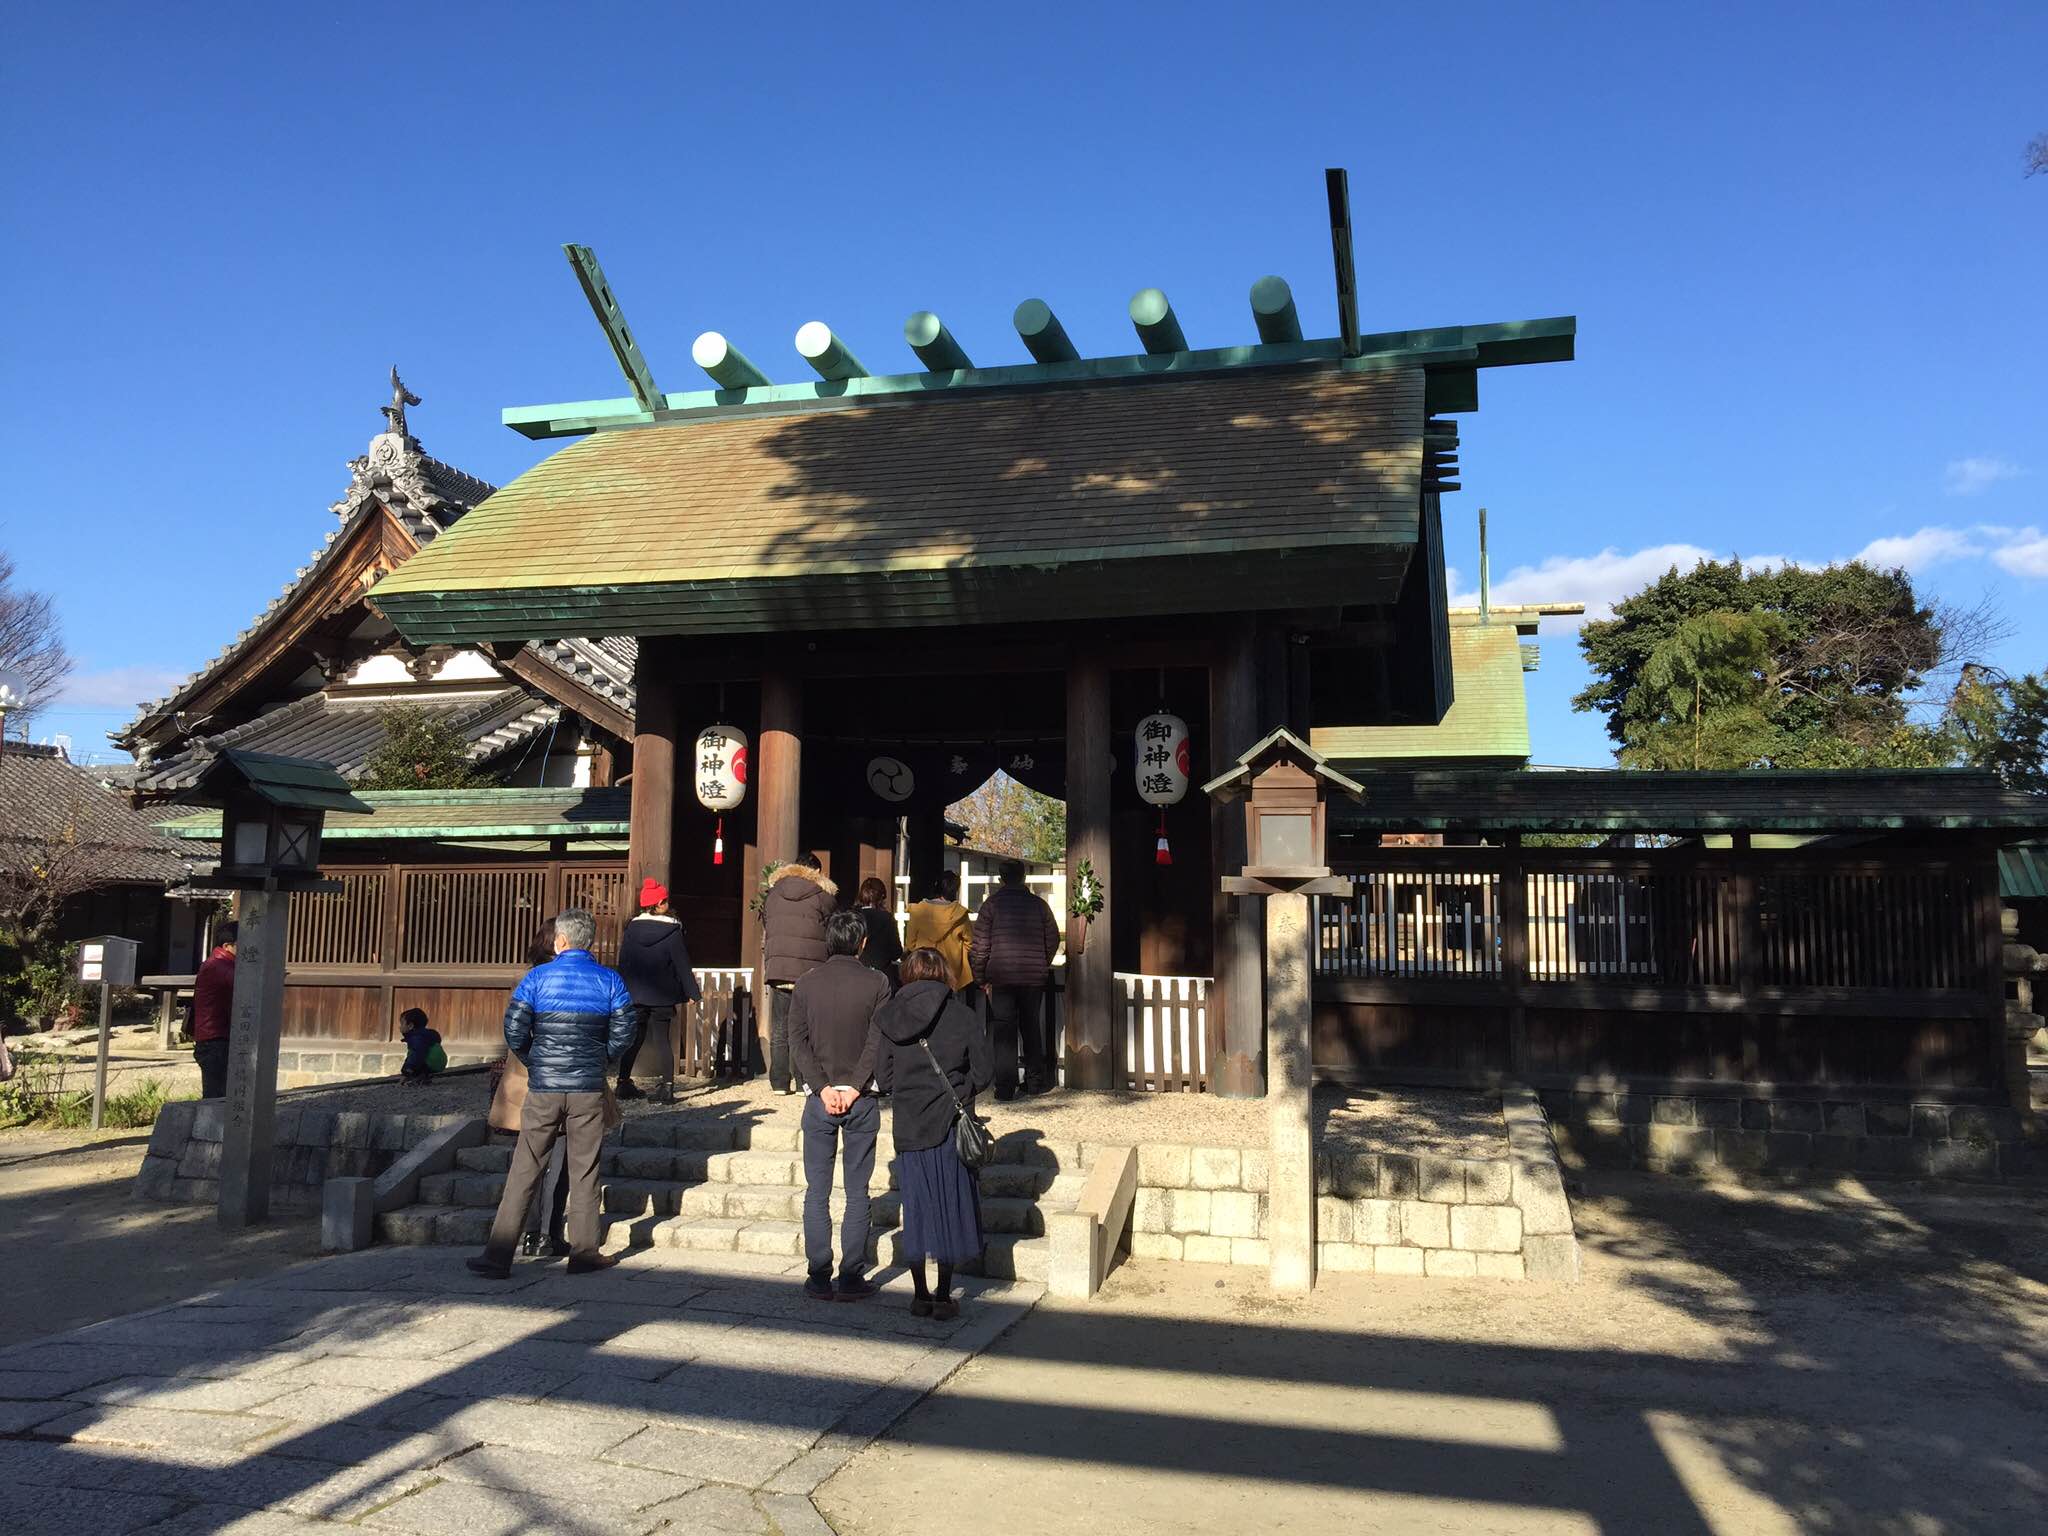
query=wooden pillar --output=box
[1211,616,1264,1097]
[218,887,287,1229]
[753,668,802,1065]
[627,640,676,902]
[1066,654,1114,1089]
[758,668,803,868]
[1500,846,1529,1079]
[906,811,947,899]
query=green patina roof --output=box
[371,365,1426,644]
[1331,769,2048,834]
[2001,843,2048,901]
[197,749,371,815]
[160,787,629,842]
[1314,620,1532,765]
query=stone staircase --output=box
[376,1114,1086,1282]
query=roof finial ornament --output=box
[381,366,421,440]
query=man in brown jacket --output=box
[760,854,837,1094]
[970,861,1063,1099]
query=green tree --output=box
[949,773,1066,863]
[357,704,490,790]
[1946,668,2048,792]
[1576,560,1956,767]
[1622,610,1787,769]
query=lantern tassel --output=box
[1154,810,1172,866]
[713,817,725,866]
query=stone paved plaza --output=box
[1,1244,1038,1535]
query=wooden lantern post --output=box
[1205,729,1361,1294]
[185,750,368,1229]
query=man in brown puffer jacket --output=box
[760,854,838,1093]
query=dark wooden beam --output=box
[626,639,677,904]
[563,244,664,414]
[1065,653,1114,1089]
[1325,167,1360,357]
[1211,614,1264,1098]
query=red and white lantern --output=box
[1134,711,1190,865]
[694,725,748,865]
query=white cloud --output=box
[1453,521,2048,627]
[1450,541,1718,624]
[1943,457,2024,496]
[1852,525,1983,571]
[1992,528,2048,579]
[57,666,187,711]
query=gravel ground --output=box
[679,1077,1508,1156]
[821,1171,2048,1534]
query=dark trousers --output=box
[194,1038,230,1099]
[801,1092,879,1282]
[485,1090,606,1263]
[987,984,1049,1098]
[768,985,794,1091]
[616,1004,674,1087]
[524,1137,569,1245]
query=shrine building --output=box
[369,192,2044,1159]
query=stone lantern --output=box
[1204,727,1362,1293]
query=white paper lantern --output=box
[694,726,748,811]
[1135,712,1190,866]
[1134,713,1190,805]
[695,725,747,866]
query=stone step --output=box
[375,1202,1052,1282]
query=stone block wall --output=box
[275,1041,499,1090]
[1122,1098,1580,1284]
[133,1101,476,1210]
[1542,1090,2043,1181]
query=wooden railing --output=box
[1114,972,1212,1093]
[1313,847,2003,1093]
[679,967,752,1080]
[287,872,384,969]
[1317,869,1502,978]
[1318,853,1991,1003]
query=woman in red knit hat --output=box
[614,877,701,1102]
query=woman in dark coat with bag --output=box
[873,947,994,1318]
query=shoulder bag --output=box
[916,1001,993,1170]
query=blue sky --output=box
[3,2,2042,766]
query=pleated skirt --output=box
[895,1136,984,1264]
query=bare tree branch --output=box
[0,548,74,729]
[2028,133,2048,178]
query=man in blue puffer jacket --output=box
[469,908,636,1277]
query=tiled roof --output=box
[133,689,558,793]
[373,366,1425,641]
[0,745,197,885]
[1316,618,1532,766]
[1333,769,2048,834]
[528,635,637,719]
[115,412,497,746]
[159,786,631,842]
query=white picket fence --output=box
[1113,972,1212,1092]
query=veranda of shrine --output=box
[368,190,2045,1163]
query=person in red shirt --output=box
[191,922,237,1099]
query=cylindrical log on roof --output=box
[794,321,867,381]
[1249,276,1301,343]
[904,311,973,372]
[691,331,770,390]
[1129,288,1187,354]
[1013,298,1079,364]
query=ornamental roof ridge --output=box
[115,375,498,751]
